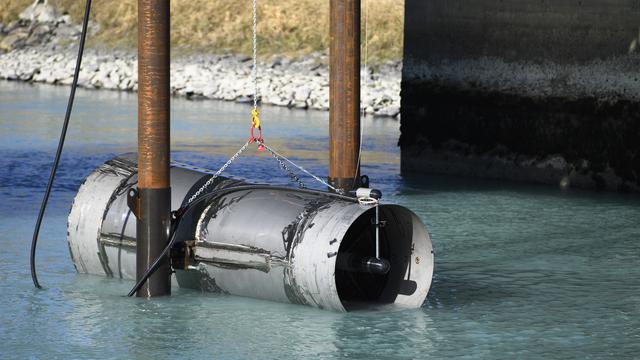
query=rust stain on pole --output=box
[136,0,171,297]
[329,0,361,192]
[138,0,170,190]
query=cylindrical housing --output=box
[329,0,361,191]
[137,0,171,296]
[68,156,434,311]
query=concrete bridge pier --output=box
[400,0,640,191]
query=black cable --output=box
[30,0,92,289]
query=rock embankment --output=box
[0,2,402,118]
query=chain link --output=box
[260,142,344,194]
[263,144,305,189]
[185,139,346,206]
[184,1,349,206]
[186,141,251,205]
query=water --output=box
[1,81,639,359]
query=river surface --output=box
[1,80,639,359]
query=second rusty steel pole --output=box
[136,0,171,297]
[329,0,361,192]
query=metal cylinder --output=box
[68,155,434,311]
[329,0,361,192]
[137,0,171,297]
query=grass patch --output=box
[3,0,404,64]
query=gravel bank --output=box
[0,2,402,118]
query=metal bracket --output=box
[171,240,195,270]
[192,241,287,273]
[371,218,387,228]
[126,188,140,218]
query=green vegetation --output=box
[2,0,404,63]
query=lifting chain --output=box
[263,145,305,189]
[186,141,251,205]
[184,0,345,207]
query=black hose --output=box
[30,0,92,289]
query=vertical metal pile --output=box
[329,0,362,192]
[136,0,171,297]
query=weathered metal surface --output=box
[68,155,210,280]
[328,0,361,192]
[99,233,137,249]
[193,241,289,273]
[137,0,170,190]
[68,155,434,311]
[67,159,133,277]
[136,0,171,297]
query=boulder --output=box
[0,30,29,51]
[374,105,400,118]
[54,24,80,39]
[3,21,22,34]
[19,1,59,23]
[57,14,71,25]
[293,87,311,102]
[24,23,52,47]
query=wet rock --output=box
[3,68,18,80]
[236,96,252,103]
[271,96,292,107]
[59,75,74,85]
[374,105,400,118]
[118,77,133,90]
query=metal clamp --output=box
[126,188,140,218]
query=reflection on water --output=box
[1,81,639,359]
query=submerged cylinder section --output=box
[68,155,434,311]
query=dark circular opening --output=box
[335,207,395,310]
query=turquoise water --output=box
[1,81,639,359]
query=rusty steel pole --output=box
[329,0,361,192]
[136,0,171,297]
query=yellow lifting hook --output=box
[251,108,260,129]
